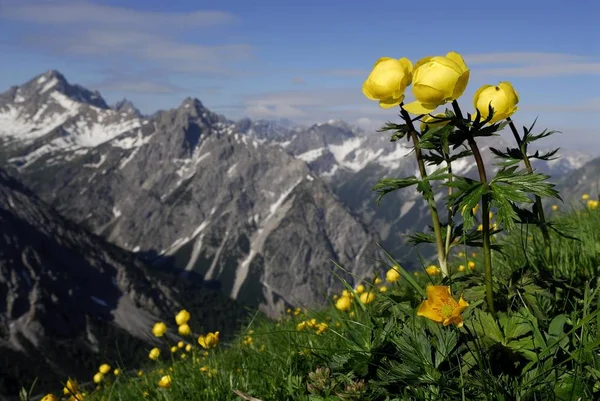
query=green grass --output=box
[28,203,600,401]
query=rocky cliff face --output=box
[0,71,379,318]
[0,168,248,399]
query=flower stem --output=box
[452,101,495,314]
[399,105,448,277]
[507,118,553,262]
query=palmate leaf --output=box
[372,177,419,205]
[492,167,561,199]
[528,148,560,161]
[490,146,524,161]
[377,121,412,142]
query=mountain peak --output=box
[23,70,110,109]
[114,98,142,117]
[180,97,205,110]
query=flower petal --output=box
[379,95,404,108]
[402,101,437,114]
[417,300,444,323]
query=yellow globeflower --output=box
[63,379,78,395]
[138,370,144,377]
[386,267,401,283]
[417,285,469,327]
[374,277,382,285]
[152,322,167,337]
[41,395,59,401]
[178,323,191,336]
[170,346,178,353]
[468,261,476,269]
[185,344,192,352]
[420,113,450,133]
[473,82,519,124]
[149,347,161,360]
[458,265,466,272]
[98,364,111,374]
[379,286,388,293]
[355,284,365,294]
[157,375,172,388]
[587,199,599,210]
[582,193,590,200]
[362,57,413,108]
[175,309,191,326]
[458,251,465,257]
[93,372,104,384]
[360,292,376,304]
[113,368,121,376]
[403,51,470,114]
[177,341,184,349]
[551,204,558,211]
[425,265,440,275]
[335,296,352,311]
[316,322,328,334]
[341,290,351,297]
[197,331,220,349]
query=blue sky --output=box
[1,0,599,150]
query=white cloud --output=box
[2,1,236,29]
[317,52,600,78]
[3,1,252,74]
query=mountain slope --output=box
[0,169,248,399]
[0,73,379,318]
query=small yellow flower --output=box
[349,311,355,318]
[185,344,192,352]
[41,394,59,401]
[362,57,413,108]
[113,368,121,376]
[355,284,365,294]
[473,82,519,124]
[417,285,469,327]
[332,294,339,300]
[286,308,292,314]
[197,331,219,349]
[413,271,420,277]
[293,307,301,316]
[341,290,351,297]
[180,353,187,359]
[582,193,590,200]
[175,309,191,326]
[248,329,255,335]
[258,345,266,352]
[149,347,161,360]
[471,252,477,258]
[63,379,78,395]
[98,364,111,374]
[138,370,144,377]
[335,296,352,311]
[374,277,382,285]
[379,286,388,293]
[243,335,254,345]
[93,373,104,384]
[178,323,191,336]
[425,265,440,275]
[152,322,167,337]
[316,322,328,334]
[386,267,401,283]
[335,321,342,328]
[489,211,494,220]
[404,52,470,114]
[177,341,184,348]
[468,261,476,269]
[551,204,559,211]
[477,224,483,231]
[171,346,178,353]
[360,292,376,304]
[458,265,465,272]
[458,251,465,257]
[157,375,172,388]
[587,199,599,210]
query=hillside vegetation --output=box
[26,199,600,401]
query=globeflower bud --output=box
[403,52,470,114]
[362,57,413,108]
[473,81,519,124]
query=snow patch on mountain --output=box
[297,147,327,162]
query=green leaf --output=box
[466,309,504,344]
[372,177,419,205]
[500,314,533,342]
